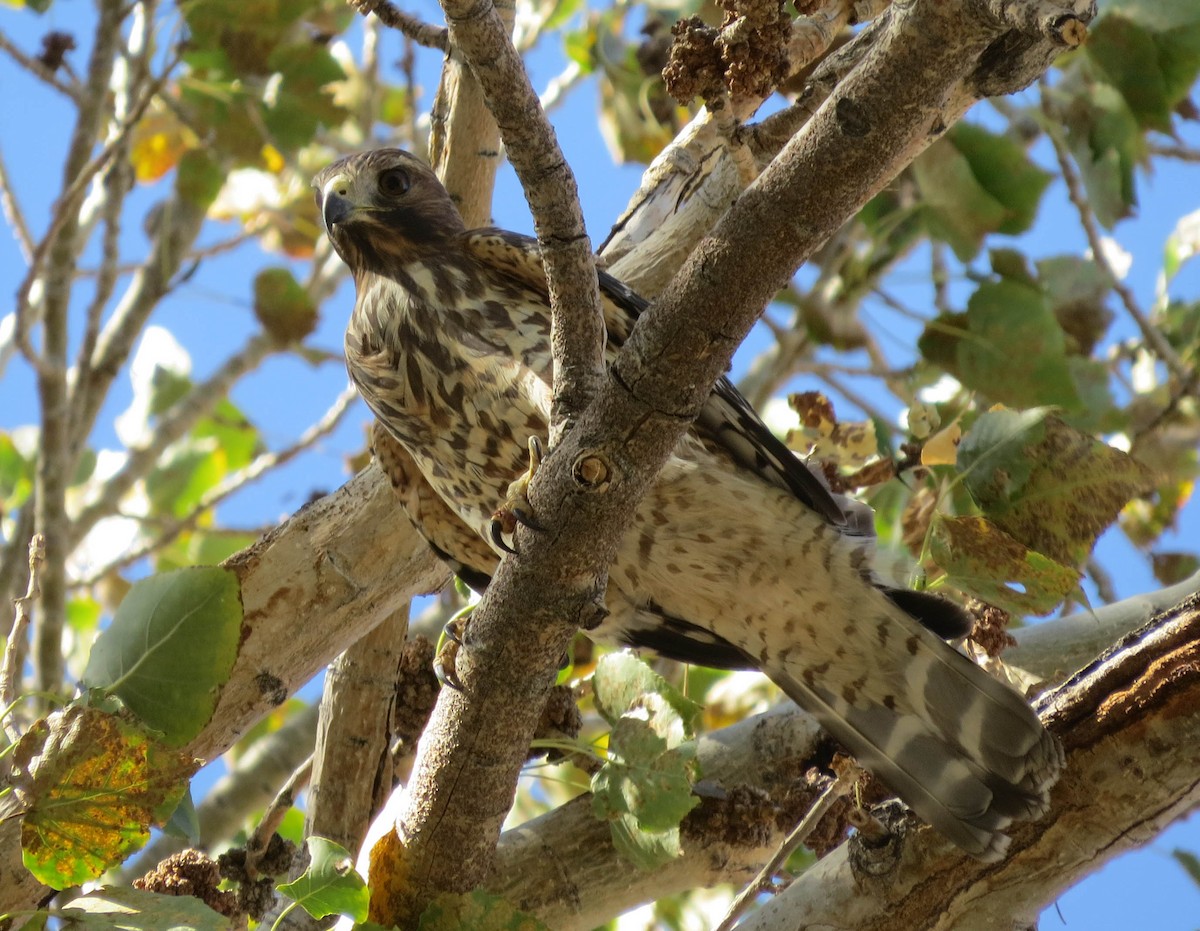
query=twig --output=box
[1147,142,1200,163]
[435,0,605,433]
[1040,85,1197,398]
[0,144,34,264]
[72,385,359,586]
[349,0,450,52]
[1,534,45,742]
[71,159,131,441]
[245,754,314,875]
[0,30,80,101]
[32,0,125,700]
[69,333,279,548]
[714,760,860,931]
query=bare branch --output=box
[246,755,314,873]
[0,143,34,264]
[307,605,411,854]
[69,333,279,549]
[72,385,359,587]
[0,30,80,101]
[436,0,606,431]
[350,0,450,51]
[1041,85,1198,398]
[1,534,45,742]
[32,0,126,698]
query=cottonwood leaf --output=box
[959,410,1156,566]
[83,567,242,746]
[277,837,367,922]
[15,707,197,889]
[592,652,701,733]
[930,515,1080,616]
[58,885,227,930]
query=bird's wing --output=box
[463,228,849,527]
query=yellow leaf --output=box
[130,108,193,183]
[921,423,962,465]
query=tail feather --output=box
[768,607,1062,861]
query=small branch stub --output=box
[572,452,615,492]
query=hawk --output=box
[314,148,1062,861]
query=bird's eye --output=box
[379,168,410,197]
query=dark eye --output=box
[379,168,410,197]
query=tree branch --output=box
[367,0,1089,925]
[32,0,125,698]
[437,0,606,431]
[736,592,1200,931]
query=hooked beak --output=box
[319,177,356,230]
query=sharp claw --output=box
[490,518,518,554]
[435,616,470,691]
[511,507,545,532]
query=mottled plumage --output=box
[315,148,1062,860]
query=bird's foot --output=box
[434,614,469,691]
[490,436,546,554]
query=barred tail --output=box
[769,604,1062,861]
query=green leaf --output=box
[160,788,200,843]
[593,715,699,831]
[604,814,685,872]
[0,430,34,511]
[144,439,223,518]
[1036,255,1114,356]
[930,515,1080,615]
[959,411,1156,567]
[913,124,1050,259]
[276,837,368,922]
[949,123,1052,235]
[920,280,1081,408]
[418,890,552,930]
[254,267,319,343]
[1170,848,1200,888]
[176,148,225,208]
[83,567,243,746]
[1163,208,1200,285]
[1086,0,1200,133]
[592,653,701,733]
[1057,82,1142,227]
[15,707,197,889]
[58,885,227,930]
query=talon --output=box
[490,517,518,554]
[435,616,469,691]
[490,436,546,554]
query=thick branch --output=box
[373,0,1086,925]
[437,0,605,430]
[485,587,1200,929]
[737,594,1200,931]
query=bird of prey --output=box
[314,148,1062,861]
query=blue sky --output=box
[2,2,1199,927]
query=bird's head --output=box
[312,149,467,276]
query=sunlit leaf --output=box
[58,885,226,930]
[930,515,1080,615]
[959,410,1156,567]
[592,653,701,733]
[83,567,243,746]
[130,108,194,183]
[277,837,368,922]
[15,707,197,889]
